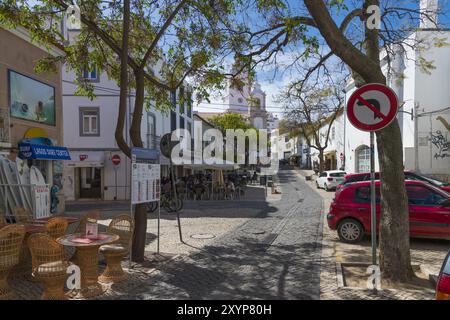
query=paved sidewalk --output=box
[296,169,449,300]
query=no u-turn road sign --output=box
[347,83,398,132]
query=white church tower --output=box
[223,63,268,129]
[249,82,267,129]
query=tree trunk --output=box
[376,123,414,281]
[131,204,147,262]
[115,0,146,262]
[115,0,131,158]
[363,0,413,281]
[303,0,413,283]
[129,69,147,262]
[318,150,325,173]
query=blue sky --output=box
[26,0,450,118]
[195,0,450,118]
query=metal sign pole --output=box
[157,201,161,254]
[370,131,377,266]
[170,161,183,243]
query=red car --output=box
[436,250,450,300]
[327,180,450,243]
[336,171,450,194]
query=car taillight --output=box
[327,177,333,181]
[436,273,450,300]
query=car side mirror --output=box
[441,199,450,208]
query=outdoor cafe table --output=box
[57,233,119,298]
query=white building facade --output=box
[340,29,449,180]
[61,34,193,201]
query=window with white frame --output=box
[81,66,99,82]
[79,107,100,136]
[356,146,370,173]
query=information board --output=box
[131,148,160,205]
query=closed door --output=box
[353,185,381,232]
[406,185,450,238]
[79,167,102,199]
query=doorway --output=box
[78,167,102,199]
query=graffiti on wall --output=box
[429,116,450,159]
[429,131,449,159]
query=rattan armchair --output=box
[12,207,33,224]
[0,225,26,299]
[98,214,134,283]
[75,209,101,234]
[28,233,70,300]
[45,217,69,240]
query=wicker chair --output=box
[45,217,69,240]
[75,210,101,234]
[98,214,134,283]
[0,225,26,299]
[28,233,70,300]
[0,213,6,224]
[12,207,33,224]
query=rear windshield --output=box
[407,173,450,187]
[345,174,368,183]
[330,172,346,177]
[344,173,380,184]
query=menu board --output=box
[131,163,160,204]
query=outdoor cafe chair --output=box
[28,233,70,300]
[45,217,69,240]
[75,209,101,234]
[0,224,26,299]
[98,214,134,283]
[0,213,6,224]
[176,185,186,200]
[194,187,204,200]
[70,210,101,263]
[12,207,33,224]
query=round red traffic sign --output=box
[347,83,398,132]
[112,154,121,166]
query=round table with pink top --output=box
[57,232,119,298]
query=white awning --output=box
[183,157,239,170]
[65,151,105,168]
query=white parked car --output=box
[316,170,346,191]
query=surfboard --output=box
[15,158,33,212]
[30,166,46,185]
[30,166,49,219]
[2,158,23,209]
[0,156,7,214]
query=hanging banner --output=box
[131,147,160,204]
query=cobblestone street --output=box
[112,169,324,300]
[8,168,449,300]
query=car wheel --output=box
[316,181,320,189]
[325,183,330,192]
[337,219,364,243]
